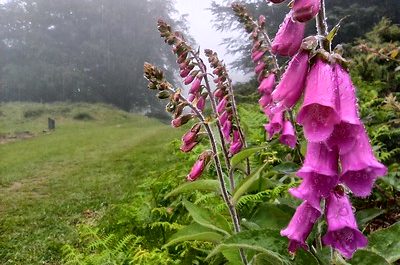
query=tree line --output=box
[0,0,186,113]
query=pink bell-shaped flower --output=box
[217,97,228,114]
[297,58,340,142]
[187,151,212,181]
[297,142,339,178]
[271,51,309,112]
[229,130,243,155]
[197,95,206,111]
[255,61,266,75]
[259,94,272,108]
[340,128,387,197]
[292,0,321,22]
[264,110,284,139]
[251,50,266,63]
[279,120,297,149]
[281,201,321,253]
[322,191,368,259]
[327,64,362,155]
[184,74,195,85]
[180,141,198,153]
[271,12,306,57]
[218,110,229,126]
[291,142,339,210]
[189,77,202,94]
[222,119,232,141]
[258,73,276,94]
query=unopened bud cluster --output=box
[205,49,243,155]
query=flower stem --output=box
[175,92,248,265]
[227,78,250,177]
[190,51,234,185]
[316,0,331,52]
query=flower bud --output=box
[187,150,213,181]
[184,74,195,85]
[180,141,198,153]
[189,77,202,94]
[271,12,306,57]
[217,97,228,114]
[258,73,276,94]
[271,51,309,112]
[255,61,266,75]
[259,94,272,108]
[180,68,191,78]
[171,114,193,128]
[218,111,229,125]
[292,0,321,22]
[251,50,266,63]
[222,119,232,141]
[229,130,243,155]
[157,90,171,99]
[197,96,206,111]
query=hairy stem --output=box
[190,52,234,185]
[288,110,303,164]
[175,92,247,265]
[227,78,251,177]
[249,20,280,75]
[316,0,331,51]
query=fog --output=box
[175,0,251,83]
[0,0,398,114]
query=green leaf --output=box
[164,223,224,247]
[207,243,288,264]
[250,203,294,230]
[293,249,320,265]
[326,16,349,43]
[207,228,290,263]
[221,248,243,265]
[164,180,220,198]
[367,222,400,263]
[355,208,385,228]
[252,253,284,265]
[350,250,389,265]
[183,199,231,236]
[231,145,266,168]
[272,161,300,174]
[232,164,268,204]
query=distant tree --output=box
[210,0,400,72]
[0,0,188,113]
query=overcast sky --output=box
[174,0,250,83]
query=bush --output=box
[73,112,95,121]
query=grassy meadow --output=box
[0,102,179,264]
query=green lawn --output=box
[0,102,179,264]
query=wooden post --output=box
[48,118,55,130]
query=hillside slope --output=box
[0,102,179,264]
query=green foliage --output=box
[62,226,178,265]
[73,112,95,121]
[60,19,400,265]
[0,102,180,264]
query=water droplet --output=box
[339,207,349,216]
